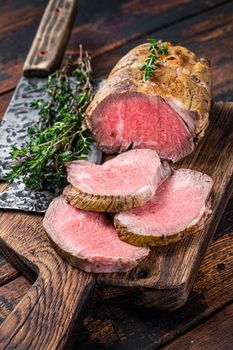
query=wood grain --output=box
[0,0,229,94]
[67,0,228,58]
[214,196,233,240]
[1,231,232,349]
[23,0,77,76]
[0,212,95,350]
[0,102,232,349]
[0,276,31,324]
[0,195,232,331]
[0,254,19,286]
[75,232,233,349]
[0,1,233,348]
[97,102,233,309]
[0,91,13,121]
[0,1,46,33]
[161,303,233,350]
[93,1,233,101]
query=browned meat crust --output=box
[114,200,212,247]
[63,184,156,213]
[86,42,211,140]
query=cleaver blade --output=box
[0,0,102,213]
[0,77,102,213]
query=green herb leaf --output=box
[7,45,94,190]
[140,39,168,81]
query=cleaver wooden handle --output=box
[23,0,77,77]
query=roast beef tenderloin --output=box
[86,43,211,162]
[63,149,170,212]
[43,196,149,273]
[114,169,213,246]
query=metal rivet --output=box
[39,50,48,56]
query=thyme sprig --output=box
[140,39,168,81]
[7,45,94,190]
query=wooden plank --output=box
[0,102,231,349]
[0,102,231,324]
[0,254,19,286]
[0,0,228,94]
[214,196,233,240]
[161,303,233,350]
[0,91,13,121]
[92,1,233,101]
[0,196,230,293]
[0,276,31,325]
[67,0,229,58]
[0,2,231,348]
[1,231,232,349]
[0,0,46,32]
[0,191,230,315]
[75,232,233,349]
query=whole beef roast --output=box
[43,196,149,273]
[86,43,211,162]
[63,149,170,212]
[114,169,213,246]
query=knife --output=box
[0,0,102,213]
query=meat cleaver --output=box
[0,0,102,213]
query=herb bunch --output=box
[140,39,168,80]
[7,46,94,190]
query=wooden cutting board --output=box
[0,101,232,349]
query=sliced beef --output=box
[63,149,170,212]
[86,43,211,162]
[43,196,149,273]
[114,169,213,246]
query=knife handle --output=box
[23,0,77,77]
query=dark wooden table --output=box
[0,1,233,349]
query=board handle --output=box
[0,270,94,350]
[23,0,77,77]
[0,212,95,350]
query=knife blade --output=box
[0,0,102,213]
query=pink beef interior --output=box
[66,149,167,196]
[43,196,149,273]
[91,94,194,162]
[116,169,213,237]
